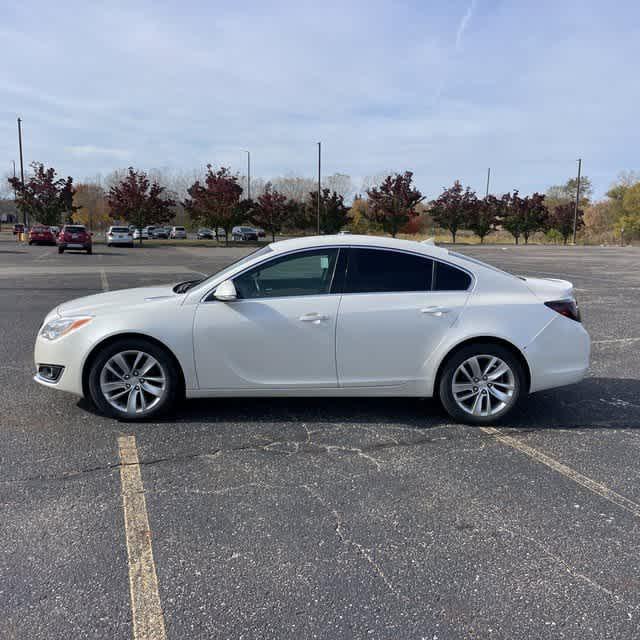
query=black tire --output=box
[87,246,92,254]
[58,246,64,254]
[88,337,179,421]
[438,342,525,425]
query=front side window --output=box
[344,248,433,294]
[234,249,339,299]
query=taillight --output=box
[545,299,581,322]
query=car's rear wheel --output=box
[438,343,524,425]
[58,247,64,254]
[88,338,179,420]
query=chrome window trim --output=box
[199,243,475,303]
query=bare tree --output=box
[323,173,353,200]
[271,175,317,202]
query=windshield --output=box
[197,245,273,286]
[110,227,129,232]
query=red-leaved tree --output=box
[107,168,176,244]
[467,194,501,243]
[8,162,77,226]
[366,171,423,237]
[184,166,244,245]
[252,182,288,241]
[430,180,477,243]
[549,202,583,244]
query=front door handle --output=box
[421,306,451,316]
[299,312,329,323]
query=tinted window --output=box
[344,248,432,294]
[65,226,85,233]
[234,249,338,299]
[111,227,129,232]
[433,261,472,291]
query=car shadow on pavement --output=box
[124,376,640,431]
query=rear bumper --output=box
[58,242,91,250]
[525,316,590,393]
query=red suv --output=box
[57,225,92,254]
[28,225,56,246]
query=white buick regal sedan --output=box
[34,235,590,425]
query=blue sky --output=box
[1,0,639,198]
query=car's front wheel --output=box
[438,343,524,425]
[88,338,179,420]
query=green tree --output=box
[546,176,593,211]
[8,162,78,226]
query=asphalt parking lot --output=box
[1,238,639,639]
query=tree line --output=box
[6,161,640,244]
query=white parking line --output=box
[100,269,109,292]
[592,337,640,345]
[481,427,640,518]
[118,436,167,640]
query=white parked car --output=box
[107,225,134,247]
[170,226,187,239]
[132,228,149,240]
[33,235,590,424]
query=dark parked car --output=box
[152,227,169,239]
[232,226,259,242]
[57,225,92,254]
[29,225,56,245]
[197,228,214,239]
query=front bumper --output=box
[34,331,87,396]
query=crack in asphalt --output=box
[2,427,468,484]
[301,483,405,600]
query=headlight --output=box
[40,316,92,340]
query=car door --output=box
[193,247,342,389]
[336,248,472,387]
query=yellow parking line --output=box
[480,427,640,518]
[118,435,167,640]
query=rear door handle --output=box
[299,312,329,323]
[421,306,451,316]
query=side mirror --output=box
[214,279,237,301]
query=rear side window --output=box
[344,248,433,293]
[433,261,472,291]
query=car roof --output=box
[268,234,451,259]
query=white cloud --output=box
[66,145,129,158]
[455,0,477,51]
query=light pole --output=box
[17,117,26,226]
[243,150,251,201]
[572,158,582,245]
[317,142,321,235]
[485,167,491,197]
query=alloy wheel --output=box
[99,350,167,415]
[451,354,516,417]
